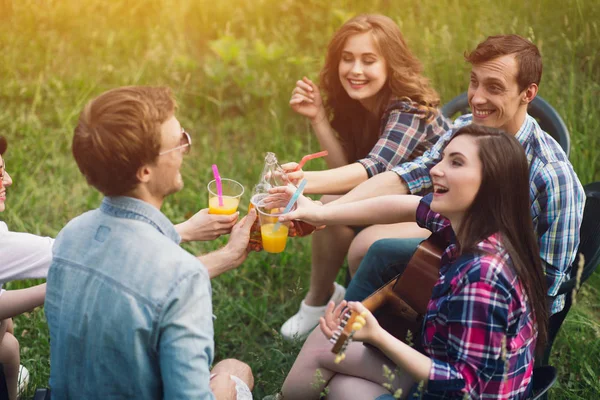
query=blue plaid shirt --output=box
[356,99,451,177]
[393,114,585,314]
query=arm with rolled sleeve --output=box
[530,161,585,312]
[427,280,511,397]
[357,111,430,177]
[158,268,216,400]
[392,129,452,195]
[393,114,474,195]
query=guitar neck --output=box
[331,234,446,357]
[330,276,398,354]
[362,277,396,311]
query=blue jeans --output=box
[374,382,422,400]
[375,394,396,400]
[345,238,424,302]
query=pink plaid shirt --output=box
[416,195,537,399]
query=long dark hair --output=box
[320,14,440,162]
[452,125,548,355]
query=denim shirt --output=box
[45,196,215,399]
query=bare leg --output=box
[282,328,413,400]
[305,224,355,306]
[347,223,429,277]
[211,358,254,393]
[305,195,355,306]
[327,374,411,400]
[281,196,355,339]
[0,319,20,400]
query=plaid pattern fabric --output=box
[394,114,585,314]
[356,99,451,177]
[416,195,536,399]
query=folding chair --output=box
[530,181,600,399]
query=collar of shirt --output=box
[513,114,535,144]
[100,196,181,244]
[383,97,427,120]
[455,113,535,145]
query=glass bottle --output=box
[247,152,317,251]
[247,152,290,251]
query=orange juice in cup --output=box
[208,197,240,215]
[207,178,244,215]
[260,223,290,253]
[257,204,293,254]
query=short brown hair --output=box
[73,86,177,196]
[465,34,542,92]
[0,136,6,155]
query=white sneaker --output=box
[18,365,29,395]
[281,282,346,340]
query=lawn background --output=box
[0,0,599,398]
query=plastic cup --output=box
[256,204,295,253]
[247,194,267,250]
[249,193,268,210]
[207,179,244,215]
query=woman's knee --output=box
[0,332,20,365]
[212,358,254,390]
[282,329,334,399]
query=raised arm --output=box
[290,77,348,168]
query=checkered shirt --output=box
[416,194,536,399]
[356,99,451,177]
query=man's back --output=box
[46,196,215,400]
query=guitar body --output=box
[331,233,446,356]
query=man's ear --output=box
[136,164,152,184]
[521,83,538,105]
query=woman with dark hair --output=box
[280,14,451,339]
[0,136,49,399]
[269,125,548,399]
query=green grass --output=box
[1,0,599,398]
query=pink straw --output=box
[293,150,329,171]
[211,164,224,207]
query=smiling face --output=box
[468,54,530,135]
[430,135,482,227]
[338,31,388,111]
[0,155,13,213]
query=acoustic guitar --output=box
[330,233,446,361]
